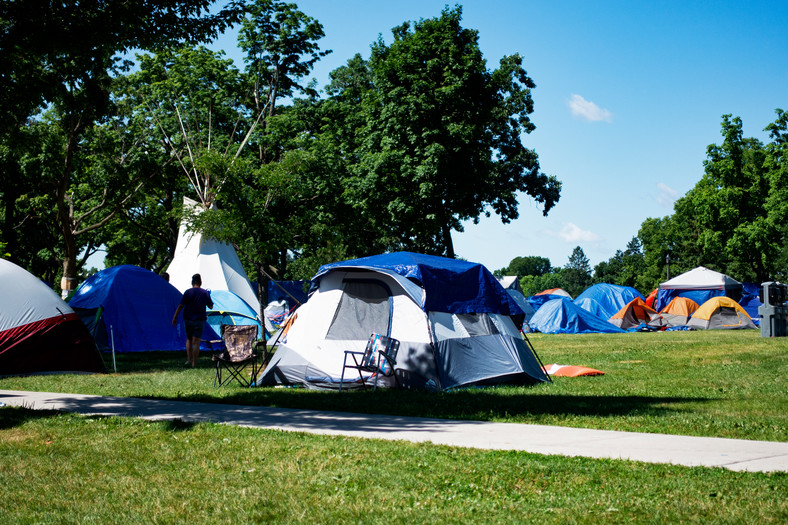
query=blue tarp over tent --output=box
[268,280,307,306]
[260,251,547,390]
[529,298,626,334]
[524,294,564,313]
[739,283,762,326]
[314,252,522,316]
[69,265,198,352]
[574,283,644,320]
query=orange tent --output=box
[536,288,572,298]
[687,297,756,330]
[645,288,658,308]
[609,297,664,329]
[659,296,700,327]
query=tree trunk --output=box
[442,222,455,259]
[60,235,78,297]
[56,125,80,297]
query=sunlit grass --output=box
[1,408,786,524]
[1,330,786,441]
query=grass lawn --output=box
[1,330,786,441]
[1,408,786,524]
[1,330,786,523]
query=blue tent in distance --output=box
[529,298,626,334]
[525,294,565,313]
[574,283,644,320]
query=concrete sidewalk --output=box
[1,389,786,473]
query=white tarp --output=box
[660,266,741,290]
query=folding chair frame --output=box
[339,333,400,392]
[212,324,259,388]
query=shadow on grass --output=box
[0,405,197,432]
[159,388,712,422]
[0,388,711,436]
[108,351,191,373]
[0,406,62,429]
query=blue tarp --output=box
[529,298,626,334]
[69,265,196,352]
[739,283,762,326]
[314,252,521,315]
[524,294,564,312]
[655,289,726,312]
[268,280,307,306]
[574,283,645,320]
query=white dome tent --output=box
[258,252,549,390]
[0,259,105,375]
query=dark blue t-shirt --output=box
[180,287,214,321]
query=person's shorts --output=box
[184,319,205,338]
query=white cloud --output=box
[568,94,613,122]
[656,182,679,207]
[546,222,602,243]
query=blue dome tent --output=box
[574,283,644,320]
[69,265,213,352]
[206,289,263,338]
[529,298,626,334]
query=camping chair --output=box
[211,324,259,387]
[339,333,400,392]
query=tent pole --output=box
[110,325,117,373]
[522,331,552,382]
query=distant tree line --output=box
[0,1,560,301]
[495,109,788,296]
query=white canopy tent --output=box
[655,266,742,311]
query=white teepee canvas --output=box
[166,197,261,318]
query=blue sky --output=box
[210,0,788,274]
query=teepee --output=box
[166,197,261,317]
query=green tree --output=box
[325,6,560,258]
[519,271,565,297]
[763,109,788,279]
[663,115,771,282]
[147,1,335,303]
[239,0,331,138]
[631,110,787,286]
[0,0,242,292]
[593,237,646,291]
[494,255,552,279]
[562,246,591,297]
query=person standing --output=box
[172,273,213,367]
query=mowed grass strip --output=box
[0,408,786,524]
[1,330,786,441]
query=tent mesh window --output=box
[455,313,500,337]
[717,307,747,328]
[326,280,391,340]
